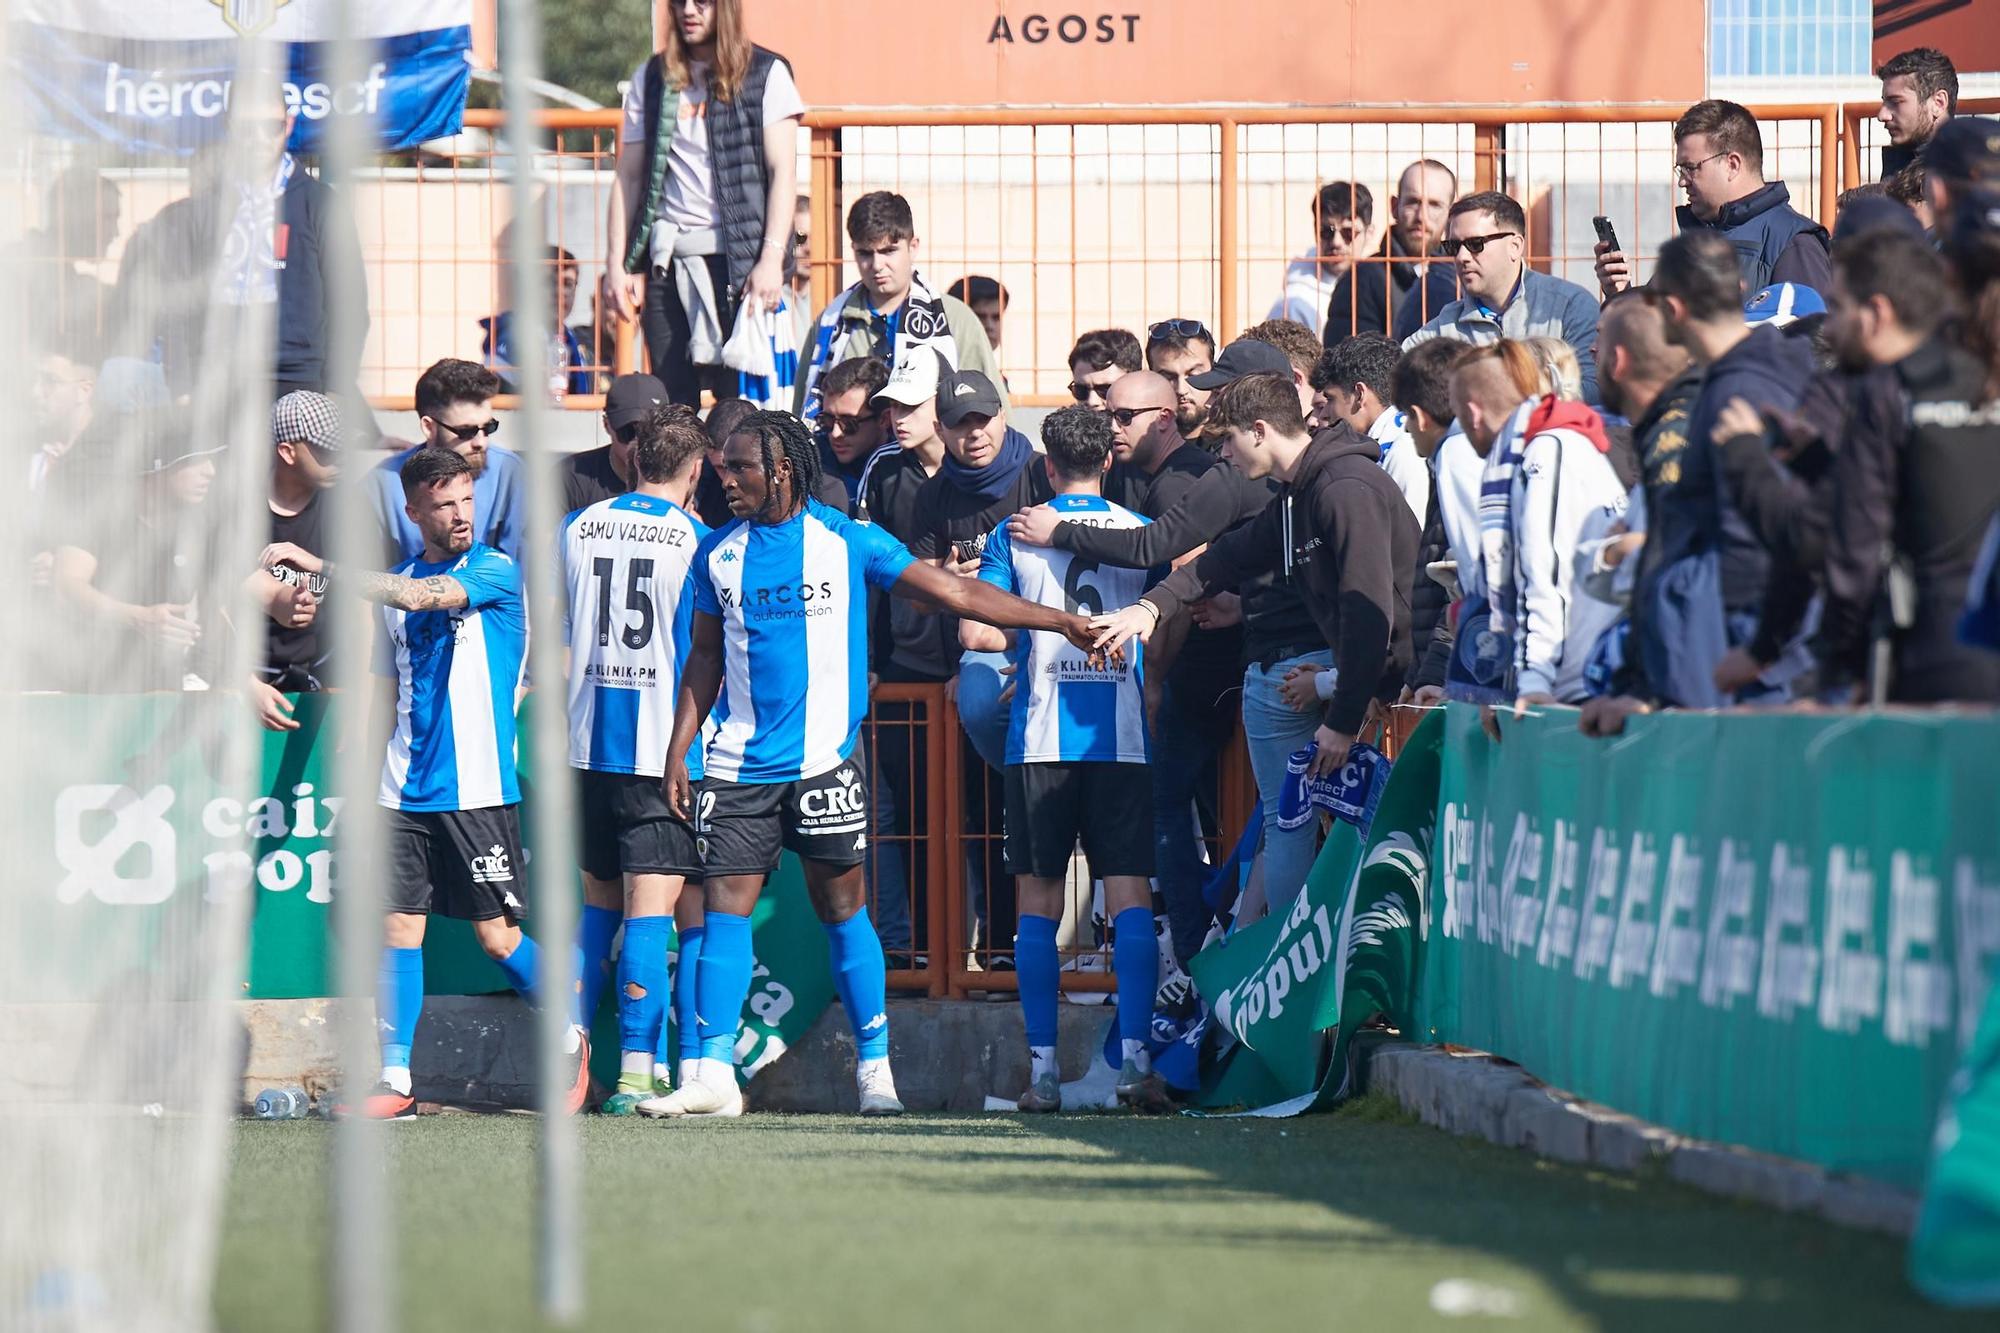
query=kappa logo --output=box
[54,784,178,906]
[719,549,739,563]
[209,0,291,36]
[469,844,515,884]
[835,767,857,786]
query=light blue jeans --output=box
[1240,650,1334,911]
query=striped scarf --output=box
[798,272,957,423]
[728,289,801,410]
[1478,400,1534,639]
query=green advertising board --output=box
[21,691,832,1079]
[1190,712,1443,1114]
[1421,702,2000,1191]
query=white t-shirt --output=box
[620,57,805,257]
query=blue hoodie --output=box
[1633,324,1815,706]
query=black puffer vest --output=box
[627,45,790,294]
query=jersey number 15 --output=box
[592,556,657,650]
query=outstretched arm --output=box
[896,559,1096,654]
[355,571,469,612]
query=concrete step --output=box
[241,996,1108,1114]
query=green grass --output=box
[220,1099,1983,1333]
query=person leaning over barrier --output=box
[1092,372,1417,798]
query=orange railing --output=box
[863,683,1257,997]
[22,98,1999,417]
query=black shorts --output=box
[577,770,702,881]
[386,805,528,923]
[1004,762,1155,880]
[698,757,871,876]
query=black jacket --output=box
[1613,366,1704,699]
[1049,458,1322,667]
[1818,339,2000,703]
[858,444,948,680]
[116,169,367,395]
[1145,425,1419,733]
[1406,450,1453,689]
[1323,231,1455,346]
[1674,181,1832,297]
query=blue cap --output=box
[1744,283,1827,328]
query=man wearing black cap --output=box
[560,372,669,513]
[1188,336,1298,406]
[248,391,344,731]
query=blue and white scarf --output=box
[1478,401,1534,639]
[798,271,957,422]
[215,152,293,307]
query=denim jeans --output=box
[1240,650,1334,911]
[1151,670,1238,965]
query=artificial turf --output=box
[217,1097,1985,1332]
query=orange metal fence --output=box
[21,98,2000,416]
[862,683,1256,998]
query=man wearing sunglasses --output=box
[1068,328,1143,412]
[560,372,669,514]
[369,358,524,565]
[1270,182,1369,330]
[1145,319,1217,436]
[1403,191,1602,404]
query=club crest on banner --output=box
[210,0,292,36]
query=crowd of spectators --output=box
[26,38,2000,962]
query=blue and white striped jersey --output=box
[979,493,1152,765]
[560,493,708,779]
[372,543,527,812]
[692,499,915,783]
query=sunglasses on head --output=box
[438,418,501,441]
[1441,232,1518,258]
[1147,318,1212,344]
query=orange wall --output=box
[740,0,1707,107]
[1873,1,2000,78]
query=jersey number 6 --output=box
[1061,557,1108,617]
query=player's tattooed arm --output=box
[355,572,471,611]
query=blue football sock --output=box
[825,910,890,1061]
[674,925,705,1064]
[694,912,754,1065]
[617,916,671,1058]
[1113,907,1159,1049]
[579,904,622,1028]
[376,945,424,1071]
[494,932,540,1006]
[1015,914,1060,1050]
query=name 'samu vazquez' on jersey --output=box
[560,492,709,780]
[979,493,1154,766]
[373,543,528,812]
[692,497,915,784]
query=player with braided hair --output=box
[642,409,1108,1118]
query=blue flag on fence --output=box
[10,0,472,155]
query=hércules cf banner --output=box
[8,0,473,154]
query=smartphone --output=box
[1592,215,1621,253]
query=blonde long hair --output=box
[663,0,752,103]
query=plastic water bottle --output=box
[253,1086,310,1119]
[546,333,570,406]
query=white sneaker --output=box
[856,1060,904,1117]
[636,1073,743,1119]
